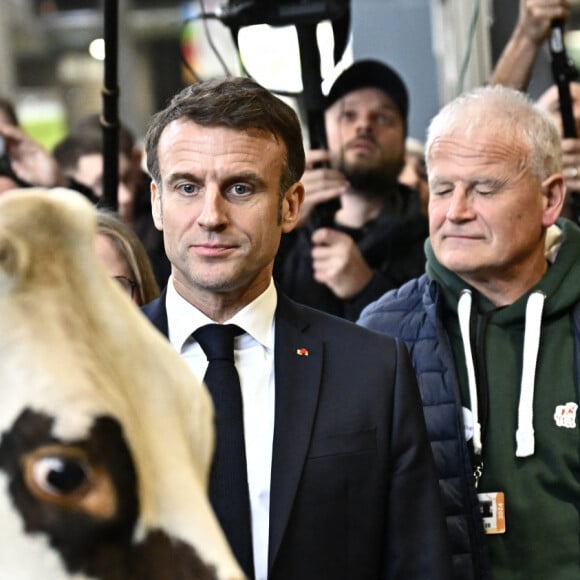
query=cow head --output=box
[0,188,244,580]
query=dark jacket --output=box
[274,184,427,321]
[143,289,453,579]
[359,274,491,580]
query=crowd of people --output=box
[2,0,580,577]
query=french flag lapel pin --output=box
[296,347,309,357]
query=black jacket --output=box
[142,289,453,579]
[274,184,427,320]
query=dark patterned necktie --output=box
[193,324,254,578]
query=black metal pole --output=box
[100,0,120,211]
[296,23,342,229]
[296,23,327,150]
[550,20,578,138]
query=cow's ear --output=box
[0,233,28,292]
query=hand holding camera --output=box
[0,123,66,188]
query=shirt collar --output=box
[166,276,277,353]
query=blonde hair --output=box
[96,209,160,305]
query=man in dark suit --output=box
[141,76,452,580]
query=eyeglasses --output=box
[113,275,138,298]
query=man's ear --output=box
[281,182,305,233]
[151,181,163,231]
[541,173,566,227]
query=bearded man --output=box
[274,60,427,320]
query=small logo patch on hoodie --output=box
[554,402,578,429]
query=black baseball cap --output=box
[325,59,409,124]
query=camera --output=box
[0,135,19,182]
[0,135,11,176]
[219,0,349,28]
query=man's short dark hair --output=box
[53,133,103,173]
[68,113,137,158]
[144,77,305,195]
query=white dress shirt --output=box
[166,277,276,580]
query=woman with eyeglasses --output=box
[94,209,160,306]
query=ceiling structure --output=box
[3,0,580,144]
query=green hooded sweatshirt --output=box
[426,219,580,580]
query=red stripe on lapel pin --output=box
[296,347,309,356]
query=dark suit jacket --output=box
[142,290,452,579]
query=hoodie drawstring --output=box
[458,290,482,455]
[516,291,546,457]
[457,289,546,461]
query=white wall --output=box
[350,0,493,140]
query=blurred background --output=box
[2,0,580,149]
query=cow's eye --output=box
[22,446,94,502]
[22,445,118,518]
[32,455,89,495]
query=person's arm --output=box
[0,123,67,188]
[490,0,570,90]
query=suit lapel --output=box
[268,295,323,572]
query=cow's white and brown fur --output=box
[0,188,244,580]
